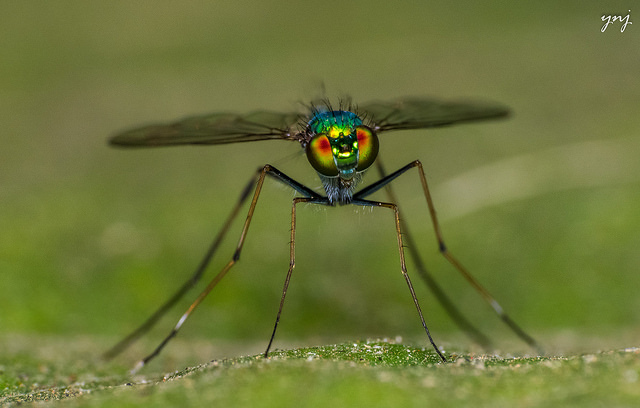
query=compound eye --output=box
[355,126,379,171]
[306,134,339,176]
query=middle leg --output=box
[352,197,447,363]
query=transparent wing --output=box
[359,97,510,133]
[110,111,302,147]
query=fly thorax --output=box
[319,172,362,205]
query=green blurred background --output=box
[1,1,638,368]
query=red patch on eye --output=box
[357,128,370,147]
[314,135,332,156]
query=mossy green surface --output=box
[2,338,639,407]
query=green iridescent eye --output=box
[355,126,379,171]
[306,134,339,176]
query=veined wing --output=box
[359,97,510,133]
[110,111,302,147]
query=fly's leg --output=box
[355,160,541,354]
[352,197,447,363]
[263,196,326,357]
[374,158,493,351]
[107,164,324,372]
